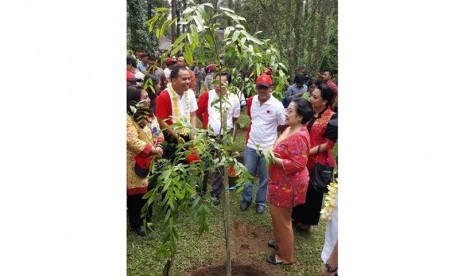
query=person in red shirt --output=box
[265,97,312,265]
[292,84,338,232]
[176,55,197,92]
[320,70,338,112]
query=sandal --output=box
[267,240,276,249]
[266,255,292,265]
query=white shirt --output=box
[321,194,338,265]
[206,90,241,135]
[164,67,171,79]
[134,70,145,86]
[246,95,285,150]
[167,88,198,123]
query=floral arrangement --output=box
[320,177,338,221]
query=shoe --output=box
[295,223,311,232]
[266,255,292,265]
[256,204,266,214]
[240,200,251,211]
[133,225,146,236]
[211,195,220,206]
[267,240,276,249]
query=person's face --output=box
[309,88,327,110]
[321,71,331,81]
[128,64,135,73]
[309,84,317,93]
[154,82,161,93]
[177,57,186,67]
[140,90,151,106]
[214,75,228,96]
[285,102,303,126]
[142,56,149,64]
[171,69,191,94]
[256,85,272,102]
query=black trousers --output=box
[127,193,145,228]
[292,180,324,226]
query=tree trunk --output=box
[308,0,320,78]
[313,0,329,76]
[292,0,303,79]
[319,0,336,72]
[171,0,177,42]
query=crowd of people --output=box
[126,50,339,275]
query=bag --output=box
[310,145,334,193]
[134,163,150,178]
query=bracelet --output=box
[325,262,338,273]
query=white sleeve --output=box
[232,94,241,118]
[188,90,198,112]
[277,102,286,125]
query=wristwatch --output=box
[325,262,338,273]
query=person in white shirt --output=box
[196,72,241,204]
[240,74,286,214]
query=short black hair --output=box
[324,70,333,78]
[127,86,142,113]
[291,98,313,124]
[127,56,137,67]
[294,74,306,84]
[317,84,334,107]
[215,71,231,84]
[170,65,189,79]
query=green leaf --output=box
[201,3,214,9]
[156,7,169,12]
[170,43,184,57]
[184,44,194,65]
[172,33,188,48]
[224,11,246,23]
[183,6,196,15]
[231,30,240,43]
[224,26,234,39]
[157,19,174,39]
[192,14,204,32]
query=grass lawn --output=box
[127,109,333,276]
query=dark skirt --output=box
[292,178,324,226]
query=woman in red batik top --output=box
[266,98,312,265]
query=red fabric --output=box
[245,96,253,143]
[186,149,201,164]
[268,127,311,208]
[196,91,209,129]
[155,90,173,125]
[127,186,148,196]
[127,70,136,80]
[325,80,338,96]
[134,144,153,169]
[228,166,236,177]
[307,108,336,170]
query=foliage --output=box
[127,0,157,52]
[142,118,253,259]
[233,0,338,80]
[149,0,289,99]
[144,2,294,274]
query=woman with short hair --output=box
[292,84,338,232]
[266,98,312,265]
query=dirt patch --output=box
[187,221,285,276]
[191,263,267,276]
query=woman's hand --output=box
[150,146,163,159]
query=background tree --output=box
[127,0,156,52]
